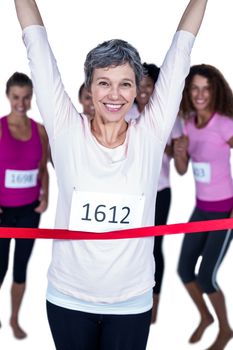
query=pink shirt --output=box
[184,113,233,203]
[0,116,42,207]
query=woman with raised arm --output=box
[14,1,208,349]
[174,64,233,350]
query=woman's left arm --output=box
[177,0,209,36]
[35,124,49,214]
[143,1,209,143]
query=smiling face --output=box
[136,75,154,110]
[79,86,95,119]
[90,63,137,123]
[189,74,213,114]
[7,85,32,117]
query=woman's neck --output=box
[91,117,128,148]
[137,103,145,114]
[195,110,214,128]
[7,112,28,126]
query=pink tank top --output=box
[0,116,42,207]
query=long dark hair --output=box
[180,64,233,119]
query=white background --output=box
[0,1,232,349]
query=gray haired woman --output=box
[14,1,208,349]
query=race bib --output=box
[5,169,39,189]
[192,162,211,183]
[69,190,145,232]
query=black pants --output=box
[47,301,151,350]
[178,207,232,293]
[153,188,171,294]
[0,200,40,284]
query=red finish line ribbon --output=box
[0,218,233,239]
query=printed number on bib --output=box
[192,162,211,183]
[69,190,145,232]
[5,169,39,189]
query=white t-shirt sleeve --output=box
[142,30,195,145]
[23,25,78,140]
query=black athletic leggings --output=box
[178,207,232,293]
[0,200,40,284]
[47,301,151,350]
[153,187,171,294]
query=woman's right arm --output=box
[173,136,189,175]
[14,0,77,141]
[14,0,43,28]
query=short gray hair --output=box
[84,39,143,89]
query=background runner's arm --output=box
[34,124,49,214]
[173,136,189,175]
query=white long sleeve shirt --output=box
[23,26,194,303]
